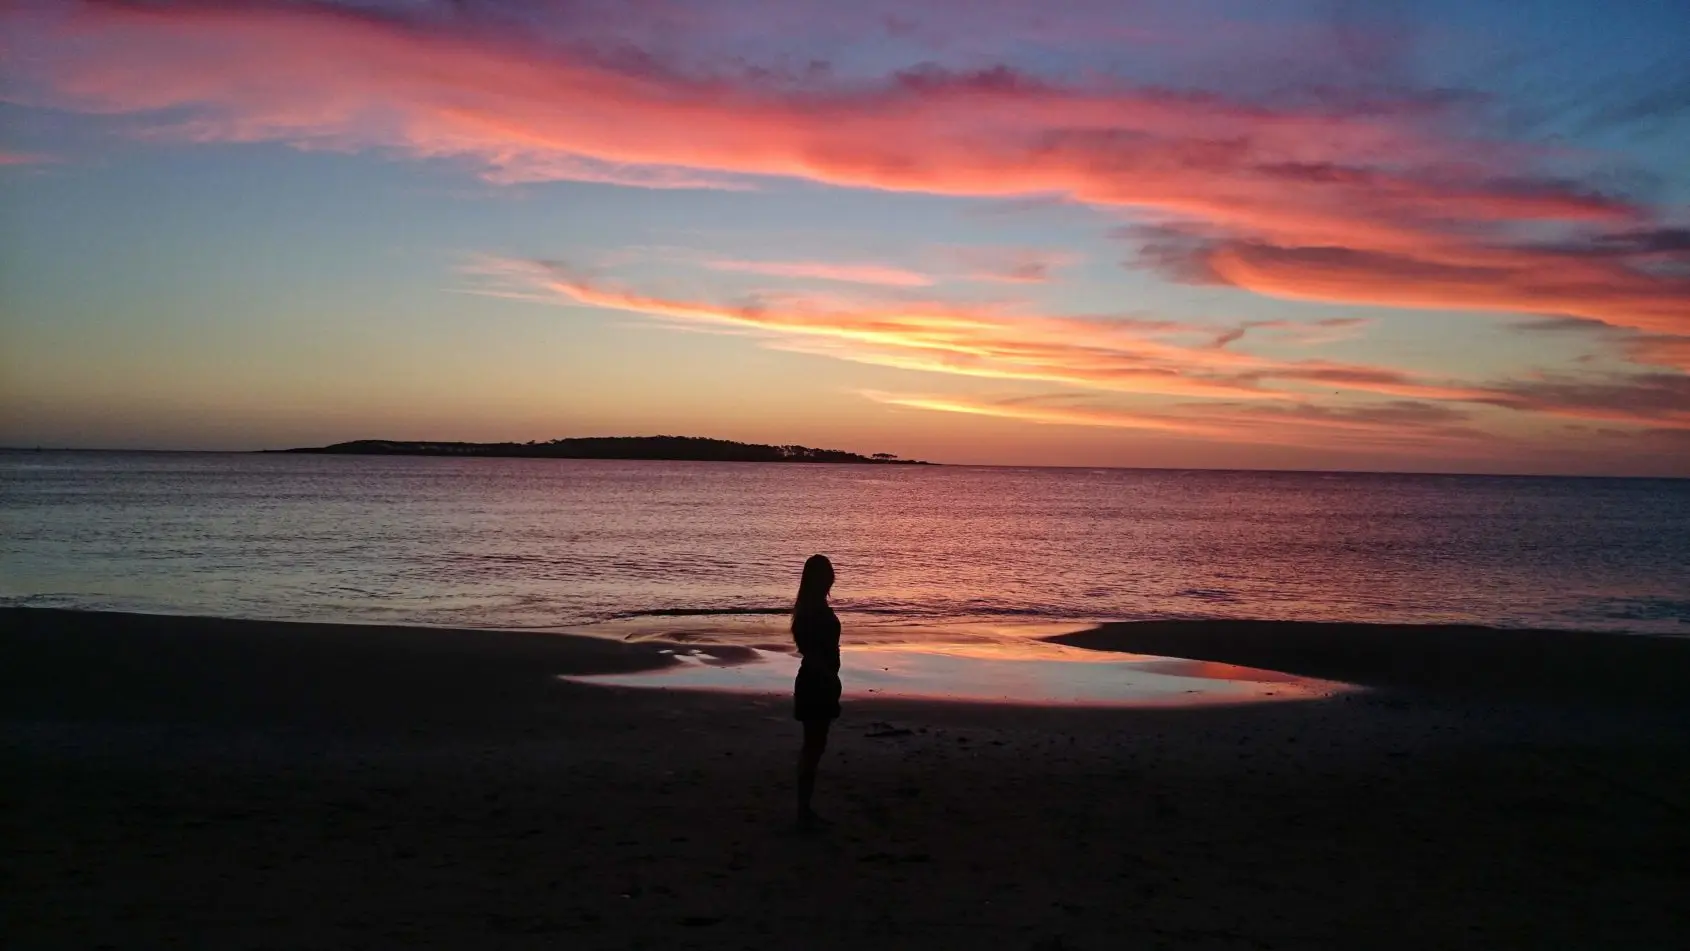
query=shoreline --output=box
[9,606,1690,703]
[6,608,1688,948]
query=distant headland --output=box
[270,436,933,465]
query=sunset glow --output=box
[2,0,1686,474]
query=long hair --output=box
[791,554,835,633]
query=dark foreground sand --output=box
[4,608,1688,950]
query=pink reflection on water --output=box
[560,632,1345,707]
[1131,659,1310,683]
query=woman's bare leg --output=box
[797,719,830,823]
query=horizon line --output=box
[3,445,1685,481]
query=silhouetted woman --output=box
[791,553,841,827]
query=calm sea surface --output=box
[3,451,1687,637]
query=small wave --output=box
[611,604,943,620]
[1175,588,1241,603]
[1582,596,1690,625]
[444,552,556,566]
[614,606,789,618]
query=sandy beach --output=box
[4,608,1688,949]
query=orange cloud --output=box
[863,392,1235,437]
[863,391,1503,455]
[470,257,1690,432]
[1477,374,1690,429]
[1627,336,1690,371]
[481,259,1417,402]
[1201,243,1690,337]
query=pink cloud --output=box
[703,258,935,287]
[8,3,1643,245]
[7,0,1684,350]
[480,258,1374,401]
[469,256,1690,432]
[1627,335,1690,371]
[1197,242,1690,337]
[646,245,1076,288]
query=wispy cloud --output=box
[0,150,52,166]
[471,256,1384,402]
[470,256,1690,432]
[702,258,935,287]
[863,391,1502,455]
[1168,240,1690,338]
[864,391,1237,437]
[1628,335,1690,371]
[636,245,1077,288]
[942,247,1079,284]
[1210,317,1368,349]
[10,0,1679,340]
[474,154,755,190]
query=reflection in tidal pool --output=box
[561,642,1346,707]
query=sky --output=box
[1,0,1687,475]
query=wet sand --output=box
[4,608,1689,949]
[1052,620,1690,707]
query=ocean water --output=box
[4,451,1687,641]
